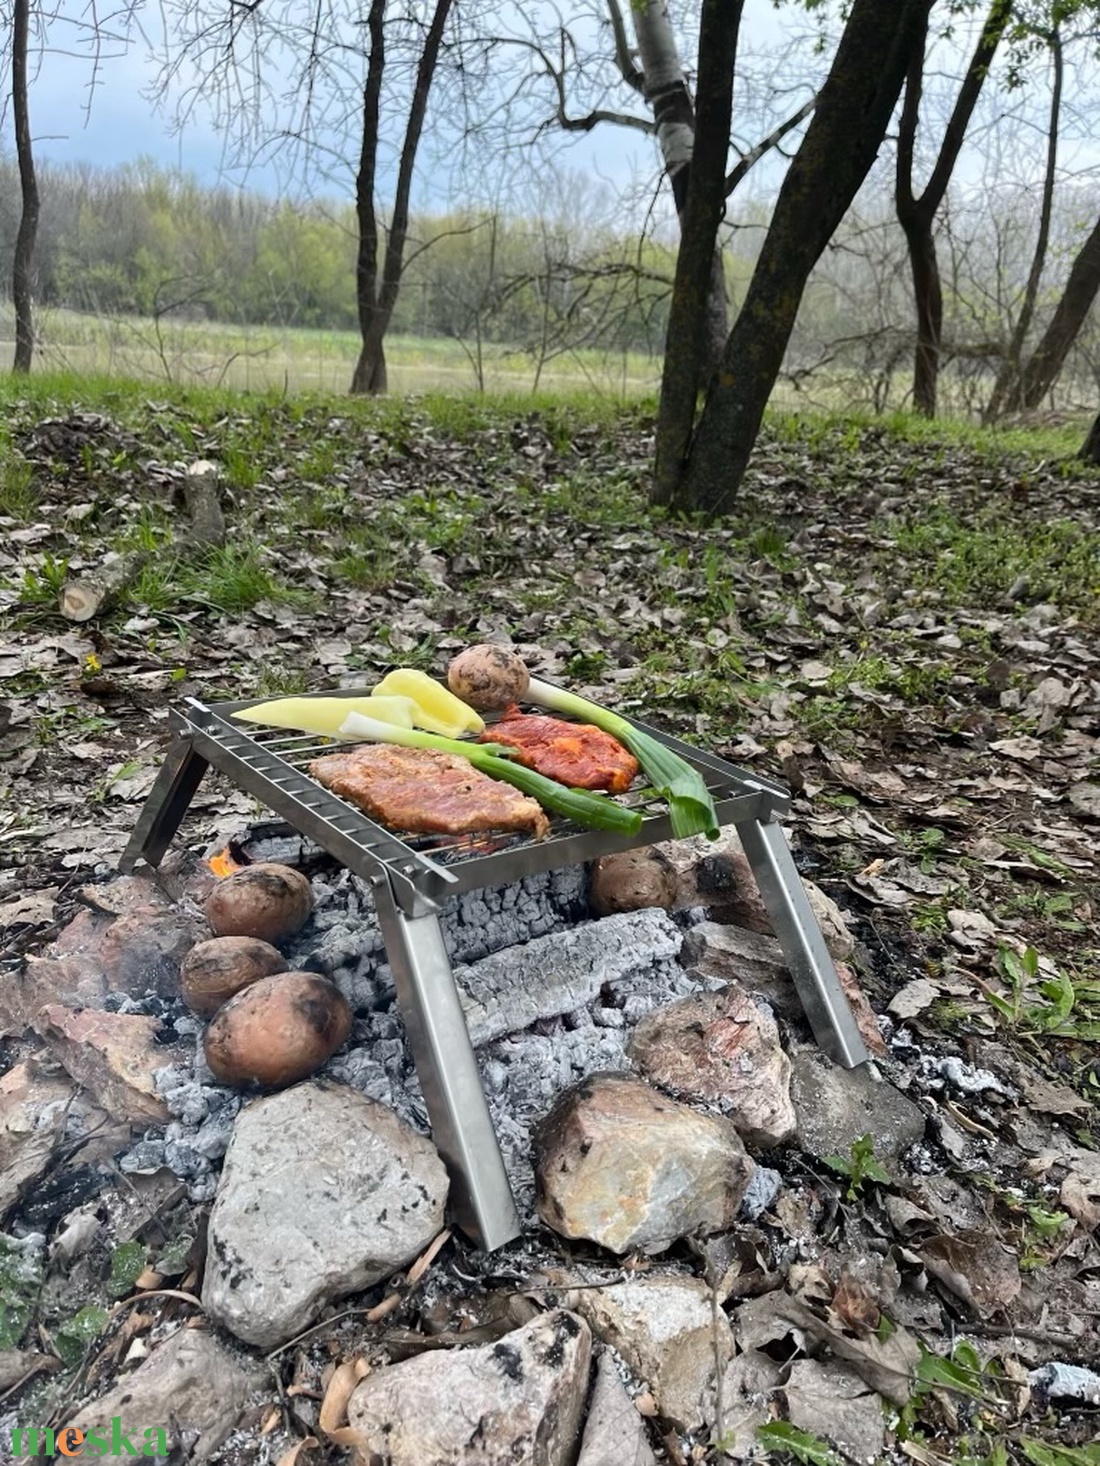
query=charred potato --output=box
[180,935,288,1018]
[589,848,677,916]
[204,863,313,944]
[204,971,352,1088]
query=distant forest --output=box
[0,157,681,354]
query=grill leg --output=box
[737,815,869,1069]
[119,738,209,873]
[372,876,522,1252]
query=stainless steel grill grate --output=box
[121,690,868,1251]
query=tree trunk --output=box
[350,0,454,396]
[1078,411,1100,464]
[653,0,742,505]
[984,28,1063,422]
[1009,210,1100,412]
[12,0,40,375]
[896,0,1012,417]
[675,0,931,517]
[631,0,730,374]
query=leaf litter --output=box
[1,394,1099,1462]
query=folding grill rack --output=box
[121,692,868,1250]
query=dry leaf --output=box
[319,1359,361,1435]
[888,978,940,1019]
[406,1228,451,1285]
[276,1435,317,1466]
[260,1406,281,1436]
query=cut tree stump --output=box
[183,460,227,546]
[59,550,150,623]
[59,459,226,622]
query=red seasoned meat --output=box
[480,707,639,793]
[308,744,549,838]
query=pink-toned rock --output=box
[836,962,887,1058]
[2,955,107,1034]
[0,1061,75,1218]
[534,1073,754,1255]
[97,907,205,995]
[75,874,174,916]
[628,984,796,1148]
[3,903,205,1033]
[50,906,115,957]
[32,1005,181,1126]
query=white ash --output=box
[127,884,717,1214]
[1028,1362,1100,1405]
[740,1166,783,1221]
[295,863,588,1013]
[929,1056,1014,1099]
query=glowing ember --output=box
[208,846,244,878]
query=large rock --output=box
[203,1081,448,1347]
[456,909,681,1047]
[534,1073,753,1254]
[4,901,202,1030]
[346,1309,591,1465]
[66,1326,263,1463]
[576,1349,657,1466]
[32,1006,181,1126]
[628,984,796,1148]
[567,1276,733,1433]
[789,1047,926,1164]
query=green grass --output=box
[892,511,1099,613]
[18,308,663,398]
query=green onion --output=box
[338,712,643,836]
[524,677,719,840]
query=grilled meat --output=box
[308,744,550,839]
[480,706,639,793]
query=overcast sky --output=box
[17,2,1077,206]
[21,0,805,203]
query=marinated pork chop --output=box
[479,707,639,793]
[308,744,550,839]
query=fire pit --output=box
[120,691,868,1250]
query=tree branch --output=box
[725,95,816,197]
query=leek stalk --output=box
[338,712,643,836]
[524,677,719,839]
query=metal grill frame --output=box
[121,691,868,1249]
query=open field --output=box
[0,305,664,399]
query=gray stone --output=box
[347,1309,591,1466]
[681,921,798,1016]
[67,1327,263,1463]
[534,1073,754,1255]
[576,1349,657,1466]
[203,1081,447,1347]
[628,983,796,1148]
[567,1276,733,1433]
[789,1048,926,1164]
[456,909,682,1048]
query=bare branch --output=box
[725,95,816,196]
